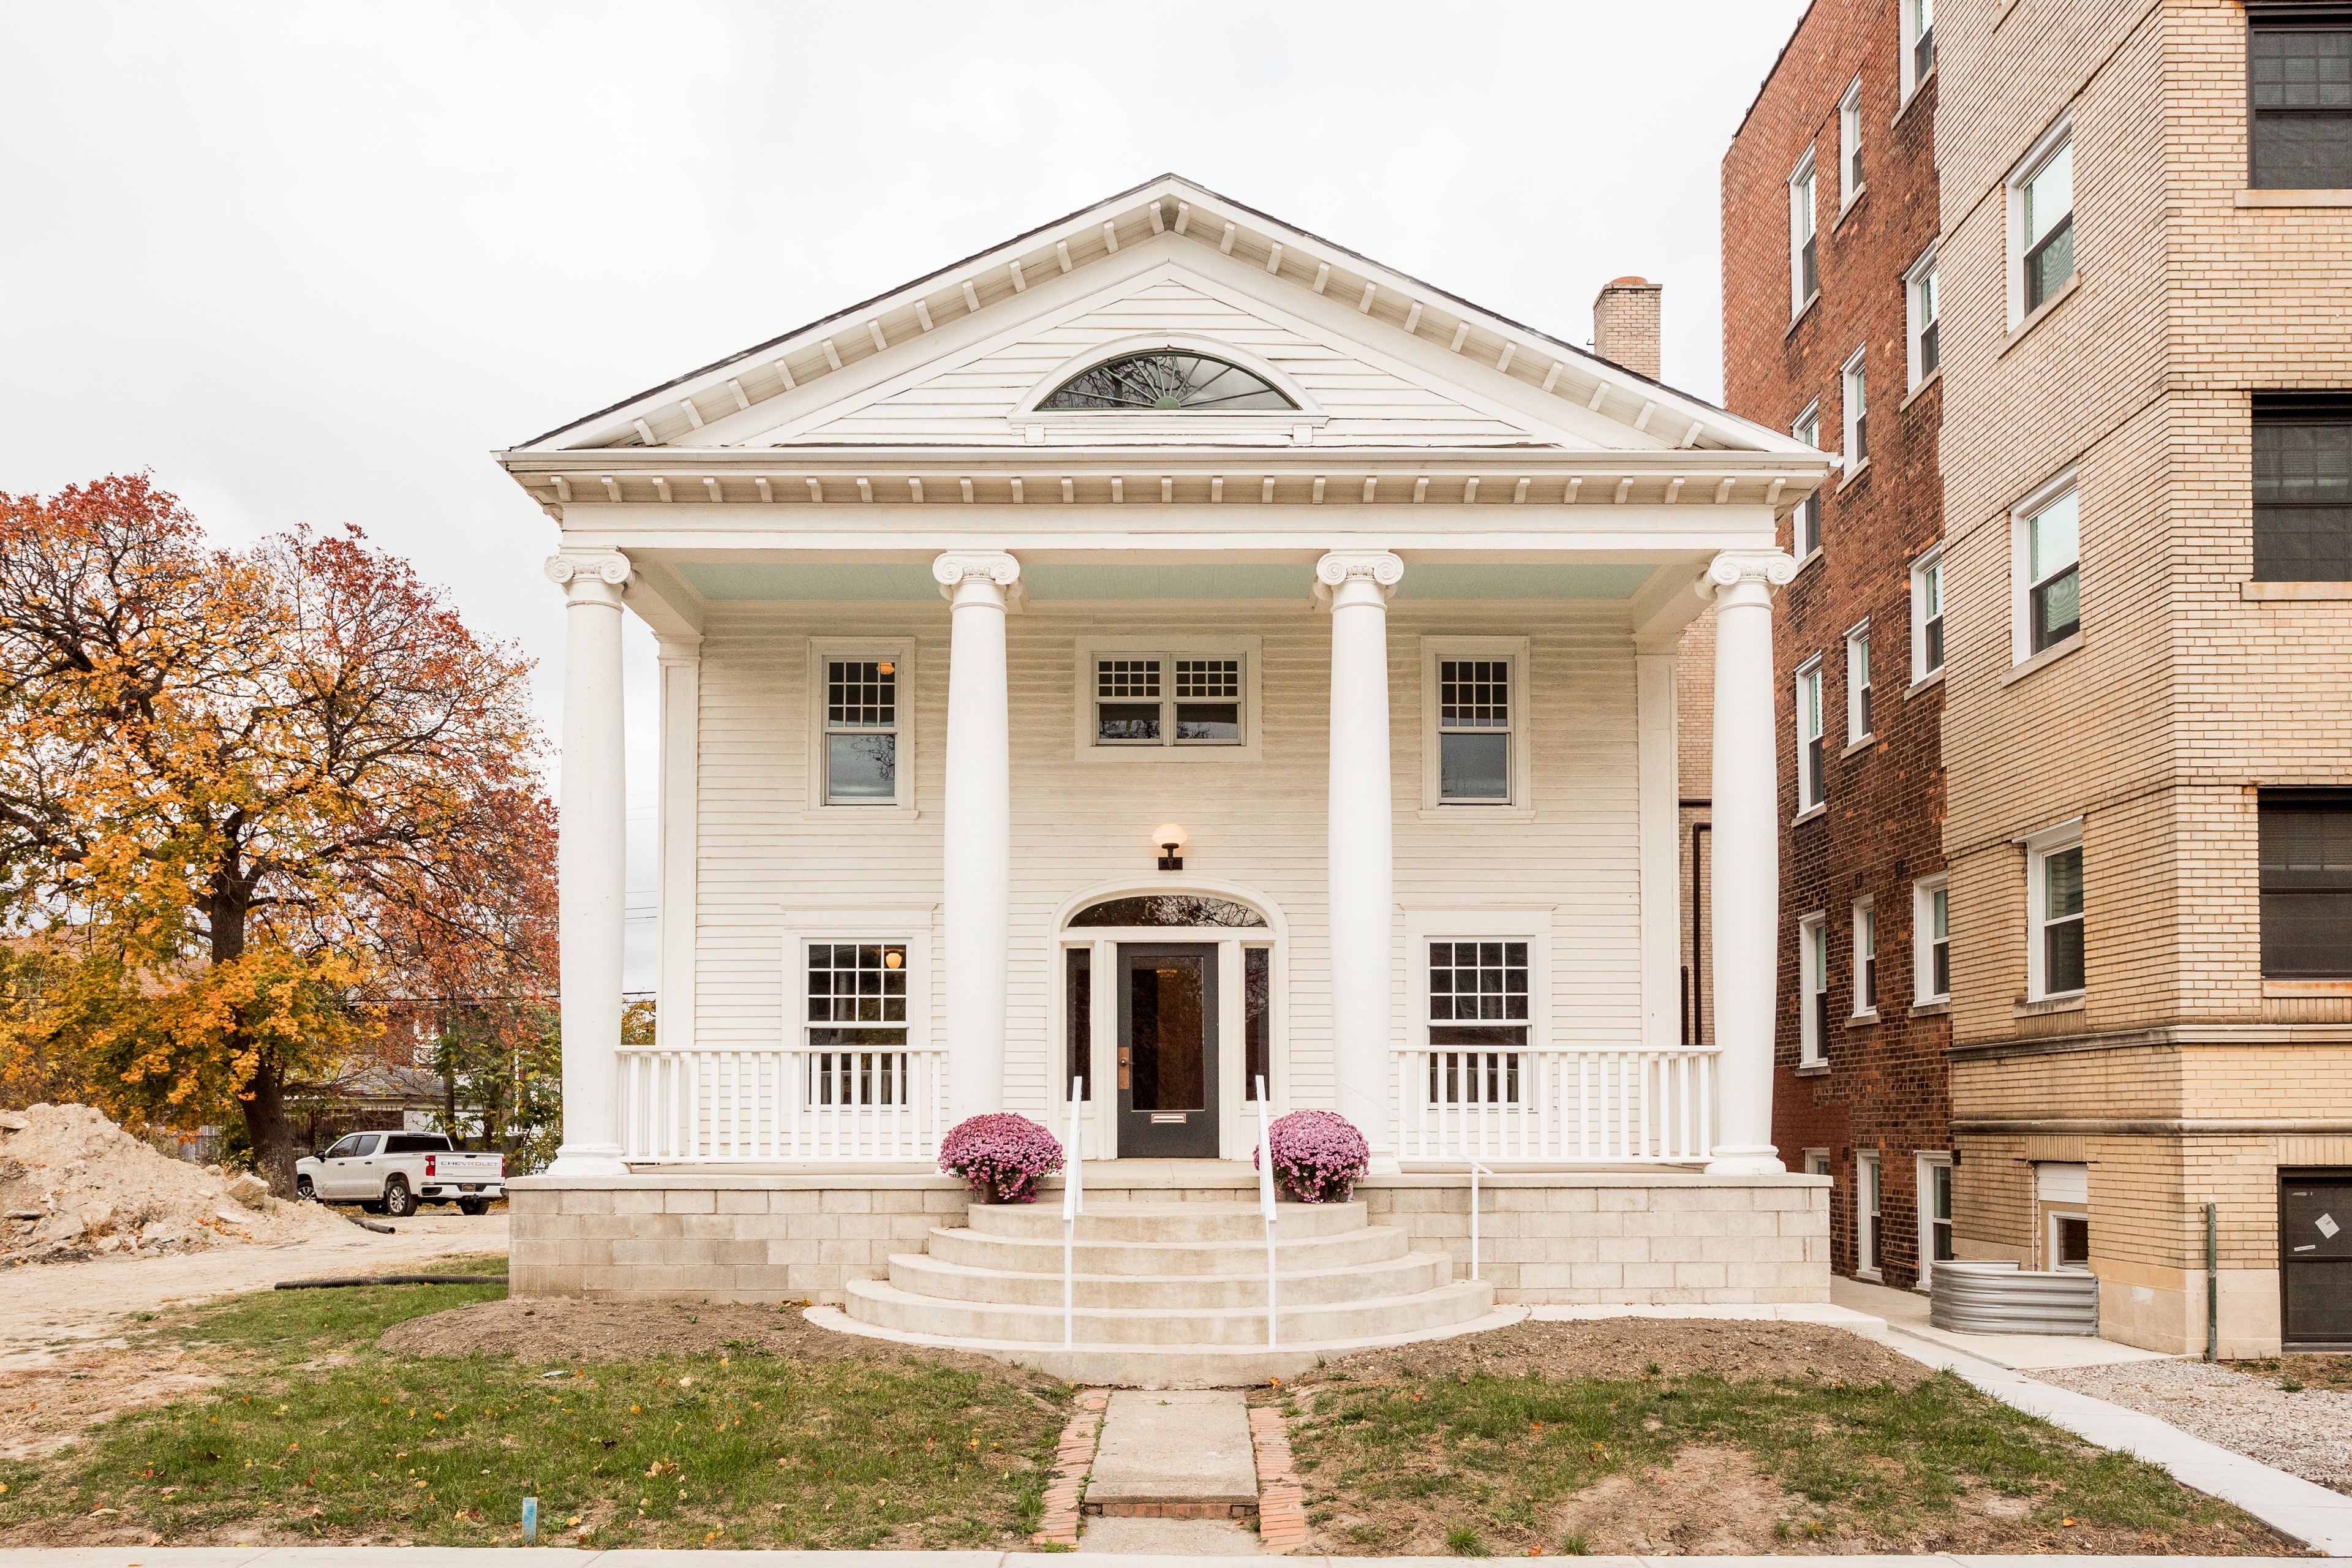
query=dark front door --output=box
[1118,943,1219,1158]
[2282,1172,2352,1349]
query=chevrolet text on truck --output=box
[294,1131,504,1216]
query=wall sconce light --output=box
[1154,823,1187,872]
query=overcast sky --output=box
[1,1,1807,989]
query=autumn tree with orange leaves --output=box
[0,475,557,1191]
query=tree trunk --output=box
[243,1058,297,1197]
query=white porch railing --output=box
[618,1047,949,1162]
[1393,1046,1719,1163]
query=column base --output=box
[1705,1145,1785,1176]
[1365,1153,1404,1178]
[546,1142,631,1178]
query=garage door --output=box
[2282,1172,2352,1350]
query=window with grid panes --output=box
[1093,655,1243,745]
[2254,394,2352,581]
[824,660,899,803]
[2251,13,2352,189]
[805,942,910,1106]
[1427,940,1528,1104]
[1438,659,1512,802]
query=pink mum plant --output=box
[1254,1109,1370,1203]
[939,1112,1064,1204]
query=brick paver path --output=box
[1031,1389,1109,1547]
[1247,1404,1307,1556]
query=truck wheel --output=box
[459,1198,487,1217]
[295,1175,315,1201]
[382,1176,417,1218]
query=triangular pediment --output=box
[511,174,1806,459]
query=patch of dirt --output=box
[0,1103,340,1263]
[1550,1444,1792,1555]
[0,1341,221,1461]
[379,1296,1053,1385]
[1292,1317,1937,1392]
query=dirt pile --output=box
[0,1103,341,1262]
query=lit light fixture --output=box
[1153,823,1187,872]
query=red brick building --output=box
[1723,0,1951,1289]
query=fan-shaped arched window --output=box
[1039,352,1296,412]
[1068,895,1268,928]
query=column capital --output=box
[655,633,704,666]
[1697,549,1798,603]
[932,551,1024,608]
[546,549,633,605]
[1313,549,1404,607]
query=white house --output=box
[499,176,1830,1379]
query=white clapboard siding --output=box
[795,279,1535,448]
[690,600,1641,1123]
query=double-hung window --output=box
[1901,0,1936,99]
[1907,249,1940,385]
[1093,654,1243,746]
[1845,622,1873,742]
[1791,153,1820,311]
[1795,658,1826,811]
[1857,1152,1883,1276]
[2015,129,2075,317]
[1793,405,1824,555]
[1911,549,1945,679]
[1422,638,1529,809]
[2027,824,2086,1000]
[1853,898,1878,1014]
[2251,12,2352,189]
[1427,940,1529,1106]
[1839,79,1865,208]
[1799,914,1830,1065]
[824,657,901,804]
[2014,480,2081,658]
[1914,875,1951,1001]
[2254,394,2352,581]
[1842,350,1869,469]
[2261,791,2352,978]
[1919,1153,1954,1286]
[805,940,914,1106]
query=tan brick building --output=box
[1932,0,2352,1355]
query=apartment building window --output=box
[2012,127,2076,317]
[1839,79,1865,208]
[1918,1153,1954,1287]
[1842,350,1869,468]
[2250,11,2352,189]
[2261,791,2352,978]
[1857,1152,1883,1278]
[1911,549,1945,679]
[2254,394,2352,581]
[1800,913,1830,1065]
[1915,875,1951,1001]
[1791,153,1820,311]
[2027,823,2086,1000]
[1794,405,1824,554]
[1846,622,1873,741]
[2013,479,2081,659]
[1795,658,1826,811]
[1907,249,1940,385]
[1853,898,1879,1015]
[1901,0,1936,99]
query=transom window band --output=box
[1041,351,1296,412]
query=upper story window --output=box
[1845,622,1874,742]
[1799,913,1830,1065]
[1915,875,1951,1001]
[826,658,900,803]
[1421,638,1530,810]
[2012,479,2081,660]
[2251,12,2352,189]
[2028,828,2086,1000]
[1901,0,1936,99]
[1852,897,1879,1015]
[1793,404,1824,555]
[2011,128,2076,319]
[2261,791,2352,978]
[1912,549,1946,679]
[1041,352,1295,411]
[1790,153,1820,312]
[1842,350,1869,468]
[1907,248,1941,386]
[1839,79,1866,208]
[1093,654,1243,746]
[2254,393,2352,581]
[1795,658,1826,812]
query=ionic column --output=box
[934,551,1023,1121]
[545,549,634,1177]
[1317,549,1404,1162]
[1702,549,1799,1175]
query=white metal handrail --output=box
[1254,1075,1277,1348]
[1394,1046,1718,1163]
[1062,1078,1084,1350]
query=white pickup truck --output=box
[293,1131,505,1216]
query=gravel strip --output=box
[2037,1357,2352,1496]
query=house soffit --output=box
[503,173,1813,464]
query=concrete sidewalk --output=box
[0,1553,2321,1566]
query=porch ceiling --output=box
[671,560,1660,601]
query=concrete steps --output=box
[821,1194,1513,1386]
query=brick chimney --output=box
[1592,276,1663,380]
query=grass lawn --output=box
[1270,1322,2301,1557]
[0,1257,1071,1551]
